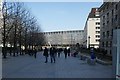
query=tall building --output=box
[82,8,100,48]
[99,2,120,55]
[42,30,84,47]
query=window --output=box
[103,23,105,26]
[115,4,118,10]
[103,16,105,22]
[111,18,114,25]
[106,4,109,9]
[96,35,100,38]
[106,41,108,47]
[96,22,100,25]
[111,29,113,37]
[110,50,112,54]
[96,39,100,42]
[115,15,118,21]
[96,18,99,20]
[96,27,100,29]
[103,32,105,38]
[107,13,109,20]
[107,20,109,24]
[102,42,104,47]
[112,9,114,16]
[107,31,109,38]
[96,31,100,34]
[110,41,112,47]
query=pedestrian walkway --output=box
[2,52,113,78]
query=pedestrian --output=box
[34,48,37,58]
[43,47,49,63]
[57,48,61,58]
[54,47,57,57]
[90,48,96,65]
[50,47,56,63]
[67,48,70,56]
[64,48,68,59]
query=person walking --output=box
[34,48,37,58]
[67,48,70,56]
[64,48,68,59]
[43,47,49,63]
[90,48,96,65]
[50,47,56,63]
[54,47,57,57]
[57,48,61,58]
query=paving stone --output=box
[2,52,113,78]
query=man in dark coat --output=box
[57,48,61,58]
[64,48,68,59]
[50,47,56,63]
[34,48,37,58]
[43,47,48,63]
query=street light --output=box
[88,36,90,48]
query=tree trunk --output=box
[25,28,27,54]
[3,17,6,59]
[13,24,17,57]
[19,31,22,55]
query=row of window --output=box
[96,27,100,29]
[96,31,100,34]
[102,41,112,47]
[102,14,118,26]
[102,3,118,13]
[102,30,113,38]
[96,35,100,38]
[43,31,84,35]
[96,22,100,25]
[96,39,100,42]
[102,4,118,26]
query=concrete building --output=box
[99,2,120,54]
[82,8,100,48]
[42,30,84,47]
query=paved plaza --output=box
[2,52,113,78]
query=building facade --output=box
[42,30,84,47]
[82,8,100,48]
[99,2,120,54]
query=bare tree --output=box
[2,2,45,58]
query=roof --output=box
[88,8,100,18]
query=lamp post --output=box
[88,36,90,48]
